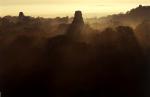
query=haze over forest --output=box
[0,3,150,97]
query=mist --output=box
[0,5,150,97]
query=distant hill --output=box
[99,5,150,28]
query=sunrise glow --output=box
[0,0,150,17]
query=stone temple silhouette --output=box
[67,10,85,40]
[72,10,84,25]
[19,12,25,19]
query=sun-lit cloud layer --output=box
[0,0,150,17]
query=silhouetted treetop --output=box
[135,20,150,49]
[98,5,150,28]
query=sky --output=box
[0,0,150,18]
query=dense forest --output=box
[0,5,150,97]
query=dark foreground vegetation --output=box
[0,5,150,97]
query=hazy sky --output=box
[0,0,150,17]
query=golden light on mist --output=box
[0,0,150,17]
